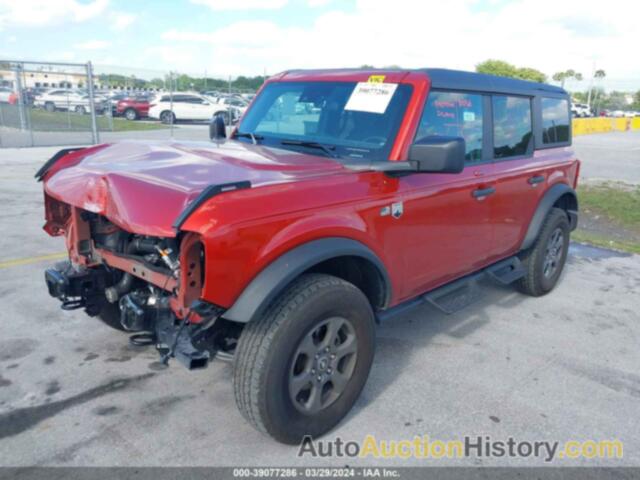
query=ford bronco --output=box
[38,68,579,444]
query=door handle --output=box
[528,175,545,185]
[472,186,496,199]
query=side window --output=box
[541,98,570,144]
[184,96,204,104]
[415,91,483,162]
[493,96,532,159]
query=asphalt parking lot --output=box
[0,133,639,467]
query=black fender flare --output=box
[520,183,578,251]
[222,237,392,323]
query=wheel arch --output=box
[222,237,392,323]
[520,183,578,251]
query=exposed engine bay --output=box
[43,197,240,369]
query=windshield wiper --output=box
[280,140,338,158]
[234,131,264,144]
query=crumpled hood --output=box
[44,140,345,237]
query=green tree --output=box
[514,67,547,83]
[632,90,640,110]
[476,59,518,78]
[589,70,606,109]
[476,59,547,83]
[552,69,583,88]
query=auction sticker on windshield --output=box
[344,82,398,114]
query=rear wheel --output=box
[233,273,375,444]
[517,207,570,296]
[160,110,175,124]
[124,108,138,121]
[45,102,56,113]
[75,105,86,115]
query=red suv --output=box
[37,68,579,444]
[115,95,152,120]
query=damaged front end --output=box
[43,199,236,369]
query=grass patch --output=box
[578,183,640,229]
[576,182,640,254]
[572,231,640,255]
[0,104,166,132]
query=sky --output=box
[0,0,639,91]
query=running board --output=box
[484,256,525,285]
[377,255,525,321]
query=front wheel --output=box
[233,273,376,444]
[75,105,86,115]
[517,207,570,296]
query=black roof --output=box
[280,67,567,97]
[421,68,567,97]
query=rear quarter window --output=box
[542,98,570,144]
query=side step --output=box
[377,255,525,321]
[423,274,484,315]
[484,256,525,285]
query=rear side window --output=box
[542,98,570,144]
[493,96,532,159]
[416,91,483,162]
[183,96,204,104]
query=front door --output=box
[397,90,496,300]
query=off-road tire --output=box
[233,273,376,444]
[517,207,570,296]
[97,302,126,331]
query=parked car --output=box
[202,90,222,98]
[115,95,154,120]
[0,86,13,103]
[37,68,579,444]
[148,92,229,123]
[33,89,107,114]
[610,110,625,118]
[216,95,249,114]
[571,102,591,117]
[106,92,135,115]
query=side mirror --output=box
[408,136,466,173]
[209,114,226,141]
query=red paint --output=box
[116,97,150,117]
[42,69,580,315]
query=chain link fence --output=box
[1,60,259,148]
[0,60,101,147]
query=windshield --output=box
[236,81,412,161]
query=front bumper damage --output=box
[45,260,227,369]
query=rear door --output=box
[490,95,549,259]
[185,95,209,120]
[171,95,192,118]
[399,90,497,298]
[491,96,573,258]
